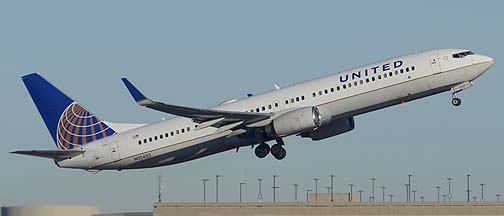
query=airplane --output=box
[12,49,494,171]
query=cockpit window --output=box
[452,51,474,58]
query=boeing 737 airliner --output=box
[13,49,494,171]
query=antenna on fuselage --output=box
[274,84,280,90]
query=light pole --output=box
[306,189,312,202]
[257,178,263,202]
[405,184,409,202]
[420,196,424,202]
[442,194,447,202]
[371,178,376,202]
[202,178,210,203]
[408,175,412,202]
[326,186,331,194]
[216,175,220,203]
[272,175,278,203]
[436,186,441,202]
[412,190,417,202]
[473,196,477,202]
[330,175,335,202]
[467,174,471,202]
[389,194,393,202]
[358,190,363,202]
[480,184,485,201]
[349,184,354,202]
[293,184,299,202]
[497,194,501,202]
[240,182,246,203]
[158,174,163,203]
[314,178,319,202]
[447,177,453,202]
[381,187,386,202]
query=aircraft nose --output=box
[481,55,494,65]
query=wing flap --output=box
[11,150,85,160]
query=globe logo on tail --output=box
[56,102,116,150]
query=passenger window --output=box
[395,70,399,75]
[312,92,316,97]
[384,73,387,78]
[182,128,185,133]
[149,138,152,142]
[354,81,357,86]
[160,134,163,139]
[171,132,174,136]
[372,77,376,81]
[411,66,415,71]
[268,104,272,109]
[301,96,305,100]
[389,72,393,77]
[176,130,179,135]
[360,80,364,85]
[337,86,341,91]
[378,75,382,79]
[138,140,142,145]
[290,98,294,103]
[319,91,322,95]
[296,97,299,102]
[187,127,190,132]
[262,106,266,111]
[330,88,334,92]
[406,67,410,72]
[324,89,328,94]
[285,100,289,104]
[154,136,158,140]
[400,69,404,73]
[256,108,260,112]
[366,78,369,83]
[343,84,347,89]
[165,133,169,137]
[348,83,352,88]
[275,102,279,107]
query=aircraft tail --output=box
[22,73,117,150]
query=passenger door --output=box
[430,54,441,74]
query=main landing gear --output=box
[254,138,287,160]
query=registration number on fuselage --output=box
[134,153,152,161]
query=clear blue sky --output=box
[1,0,502,213]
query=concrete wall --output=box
[1,205,98,216]
[94,213,152,216]
[154,202,504,216]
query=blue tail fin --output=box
[22,73,116,150]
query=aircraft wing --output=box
[11,150,85,160]
[121,78,271,127]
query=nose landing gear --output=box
[450,81,473,107]
[451,97,462,106]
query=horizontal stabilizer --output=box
[11,150,85,160]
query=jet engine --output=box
[265,106,331,138]
[300,117,355,141]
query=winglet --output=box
[121,78,150,104]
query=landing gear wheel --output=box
[451,98,462,106]
[254,143,270,158]
[271,144,287,160]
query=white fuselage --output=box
[58,49,494,170]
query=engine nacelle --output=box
[300,117,355,141]
[265,106,330,138]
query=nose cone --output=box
[481,55,494,65]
